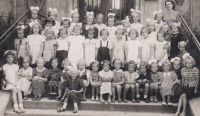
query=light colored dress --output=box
[112,39,126,62]
[126,40,141,63]
[93,23,107,39]
[106,26,117,43]
[18,67,33,94]
[99,70,113,94]
[160,71,177,96]
[148,31,157,41]
[154,20,163,32]
[14,38,28,58]
[140,36,153,62]
[27,34,45,64]
[84,39,96,66]
[151,40,170,66]
[43,39,57,62]
[68,35,85,67]
[2,64,19,90]
[52,20,60,36]
[124,71,139,85]
[131,23,144,36]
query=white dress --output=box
[68,35,85,67]
[151,40,170,66]
[99,70,113,94]
[148,31,157,41]
[140,36,153,62]
[52,20,60,36]
[130,23,144,36]
[126,40,142,63]
[112,39,126,62]
[2,64,19,90]
[27,34,45,64]
[84,39,96,66]
[106,26,117,43]
[18,67,33,94]
[93,23,107,39]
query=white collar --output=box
[79,69,86,73]
[163,72,171,76]
[114,69,122,72]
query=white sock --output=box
[62,103,67,109]
[74,103,77,108]
[14,104,19,109]
[19,104,23,109]
[144,95,147,99]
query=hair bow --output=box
[28,22,35,28]
[4,50,16,56]
[108,13,115,17]
[182,53,191,60]
[49,7,57,13]
[30,6,39,11]
[117,25,123,29]
[71,9,78,14]
[153,10,162,16]
[130,7,140,14]
[170,57,181,63]
[146,19,155,23]
[85,26,94,30]
[148,59,157,65]
[86,11,94,16]
[121,16,130,23]
[62,17,72,22]
[17,25,25,30]
[76,23,82,27]
[127,28,131,32]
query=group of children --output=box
[0,5,199,116]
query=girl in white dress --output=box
[150,31,170,66]
[27,23,45,65]
[99,60,113,103]
[18,57,33,100]
[1,50,25,113]
[48,7,60,37]
[107,13,117,43]
[130,8,144,36]
[93,13,107,39]
[147,19,157,41]
[84,27,96,66]
[69,9,81,35]
[68,24,85,67]
[140,27,153,62]
[153,10,164,32]
[122,17,131,41]
[125,28,141,64]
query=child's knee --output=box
[135,83,139,88]
[125,84,130,89]
[83,80,87,85]
[154,85,159,89]
[116,85,122,90]
[150,83,154,89]
[145,83,149,88]
[130,84,135,89]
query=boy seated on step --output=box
[57,68,83,113]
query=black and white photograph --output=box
[0,0,200,116]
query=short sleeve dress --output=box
[112,39,126,62]
[14,38,28,58]
[112,69,125,85]
[106,26,117,43]
[43,39,57,62]
[130,23,144,36]
[140,36,153,62]
[27,34,45,64]
[124,71,139,85]
[126,40,142,63]
[99,70,113,94]
[84,39,96,66]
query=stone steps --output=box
[4,109,174,116]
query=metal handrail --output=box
[179,14,200,51]
[0,10,30,41]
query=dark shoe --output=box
[32,96,37,101]
[57,107,66,112]
[111,98,115,103]
[144,98,149,103]
[37,96,42,101]
[118,98,122,103]
[136,98,140,103]
[123,99,128,103]
[73,107,78,113]
[23,95,28,100]
[56,96,61,101]
[59,98,65,102]
[132,99,136,103]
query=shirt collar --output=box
[163,72,170,76]
[114,69,123,72]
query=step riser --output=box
[23,101,177,113]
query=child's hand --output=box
[177,80,181,84]
[143,79,147,83]
[195,89,198,94]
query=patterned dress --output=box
[163,10,179,25]
[43,39,57,62]
[112,70,125,86]
[48,68,61,95]
[99,70,113,94]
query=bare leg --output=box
[58,88,62,97]
[123,84,130,103]
[130,84,136,100]
[111,86,116,102]
[82,87,87,101]
[96,87,100,97]
[182,94,187,114]
[91,86,95,97]
[174,95,183,115]
[108,94,111,103]
[12,88,18,104]
[116,85,122,101]
[144,83,149,96]
[17,89,23,104]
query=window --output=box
[112,0,120,9]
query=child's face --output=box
[101,30,108,40]
[51,59,58,68]
[123,23,130,30]
[132,14,139,23]
[130,31,137,40]
[46,22,53,27]
[156,14,162,22]
[37,60,44,68]
[31,11,38,19]
[88,31,94,39]
[141,29,148,37]
[163,64,170,72]
[96,15,103,24]
[151,64,158,73]
[162,25,169,32]
[33,25,40,34]
[60,31,67,38]
[50,14,56,20]
[173,60,180,70]
[157,33,164,42]
[78,63,85,70]
[46,30,53,37]
[71,71,78,80]
[171,26,178,33]
[18,31,24,39]
[23,60,29,68]
[74,27,81,35]
[72,13,79,23]
[63,63,70,71]
[116,30,123,40]
[148,22,155,32]
[108,18,114,26]
[7,55,14,63]
[140,66,146,74]
[103,64,110,72]
[185,60,193,69]
[114,60,121,70]
[63,22,69,28]
[179,45,186,52]
[128,64,135,73]
[92,63,99,72]
[87,15,94,25]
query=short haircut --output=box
[102,60,111,68]
[43,28,55,36]
[30,23,43,34]
[183,56,196,67]
[86,27,96,38]
[165,0,176,10]
[128,28,139,37]
[61,19,71,27]
[90,60,100,71]
[127,60,137,71]
[44,18,56,26]
[61,58,72,67]
[141,26,149,35]
[100,28,109,36]
[107,15,116,23]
